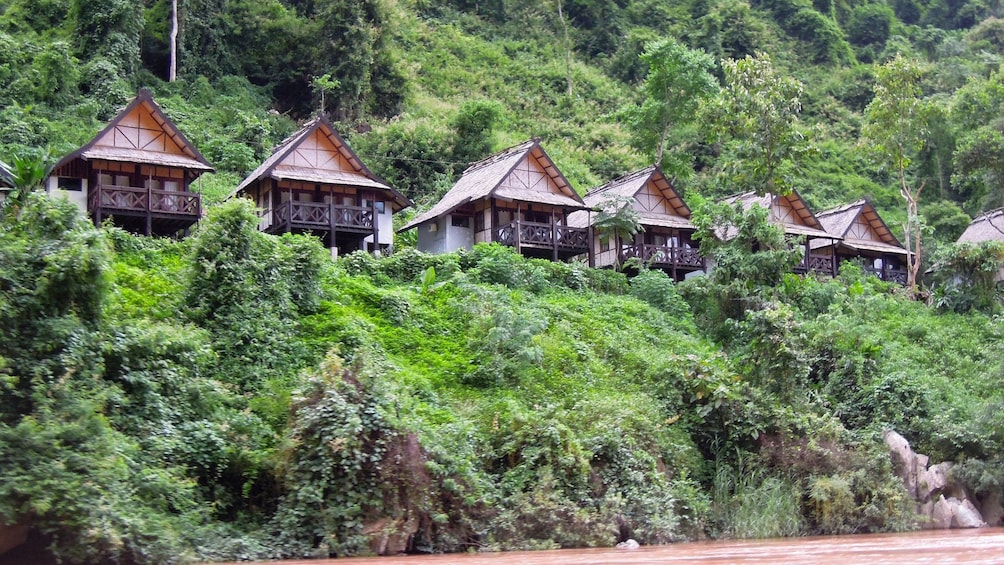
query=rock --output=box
[929,495,988,529]
[616,539,640,550]
[980,492,1003,527]
[931,496,955,529]
[0,522,30,555]
[884,430,918,498]
[918,462,951,501]
[954,498,987,528]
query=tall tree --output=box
[863,54,932,292]
[169,0,178,81]
[703,51,808,197]
[621,38,718,173]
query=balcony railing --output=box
[794,255,836,276]
[496,220,589,252]
[865,266,908,285]
[621,244,704,269]
[271,201,374,232]
[89,184,200,216]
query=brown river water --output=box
[212,528,1004,565]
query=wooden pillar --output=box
[329,201,337,251]
[830,242,837,277]
[804,239,811,273]
[587,225,595,268]
[92,170,102,227]
[491,200,498,243]
[552,210,559,262]
[146,182,153,236]
[371,197,379,255]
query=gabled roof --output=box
[724,190,834,239]
[813,199,907,255]
[567,165,694,230]
[400,139,585,231]
[231,115,411,211]
[54,89,213,173]
[957,208,1004,244]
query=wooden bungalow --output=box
[957,208,1004,245]
[232,115,412,256]
[724,191,841,276]
[48,89,213,236]
[568,165,703,279]
[400,139,591,261]
[812,199,909,284]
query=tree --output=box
[863,54,932,292]
[703,52,809,197]
[169,0,178,81]
[621,38,718,172]
[0,151,54,215]
[593,195,643,270]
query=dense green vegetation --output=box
[6,0,1004,562]
[3,194,1004,562]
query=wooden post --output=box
[371,198,379,255]
[146,182,153,236]
[552,211,559,262]
[587,225,595,268]
[329,201,337,251]
[491,200,498,243]
[804,239,811,273]
[830,242,837,277]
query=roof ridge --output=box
[463,139,536,173]
[585,166,656,197]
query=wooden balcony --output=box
[89,184,200,236]
[267,201,375,235]
[620,244,704,271]
[496,220,590,258]
[865,266,908,285]
[794,255,836,276]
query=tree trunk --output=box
[169,0,178,82]
[900,157,924,293]
[557,0,573,97]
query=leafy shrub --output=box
[630,269,692,319]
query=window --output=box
[376,201,386,214]
[451,215,471,228]
[57,177,82,191]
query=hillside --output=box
[3,0,1004,235]
[5,1,1004,563]
[3,193,1004,562]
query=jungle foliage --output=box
[3,197,1004,562]
[5,0,1004,561]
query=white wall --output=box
[416,215,474,254]
[363,206,395,247]
[46,177,89,216]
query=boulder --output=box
[954,498,987,528]
[918,462,950,501]
[0,522,30,555]
[884,430,918,498]
[980,492,1003,527]
[928,495,988,529]
[931,496,955,529]
[616,539,640,550]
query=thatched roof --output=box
[957,208,1004,244]
[400,139,585,232]
[567,165,693,230]
[812,199,907,255]
[232,115,411,211]
[722,191,835,240]
[54,89,213,174]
